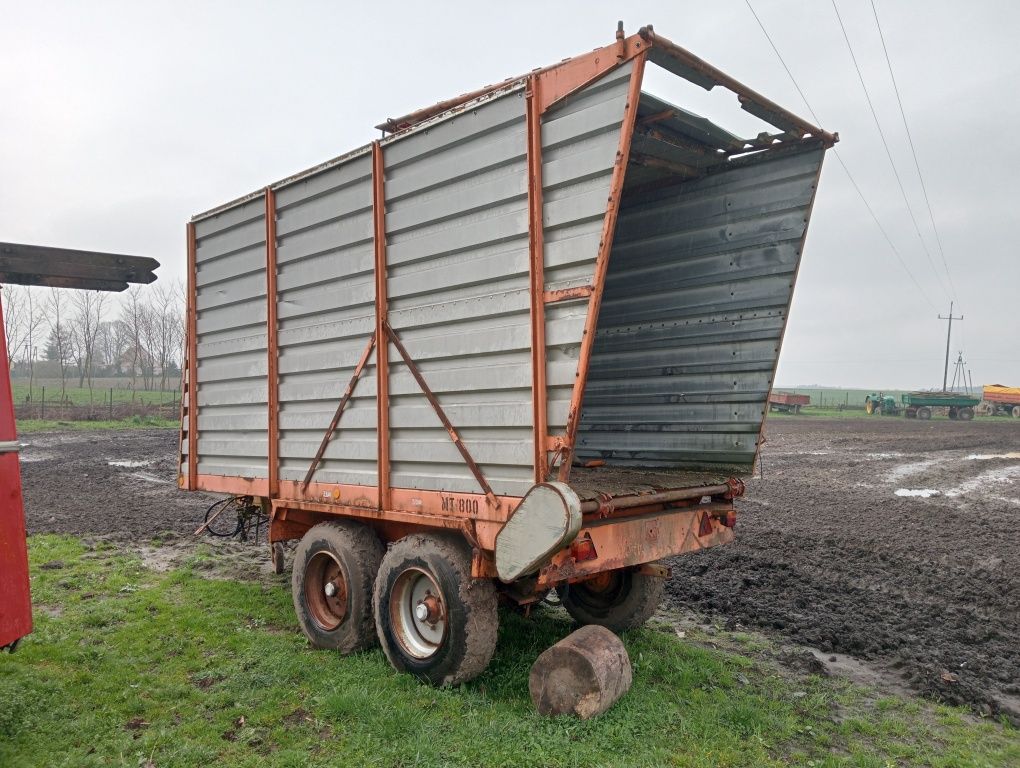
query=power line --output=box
[869,0,958,300]
[830,0,952,302]
[743,0,939,311]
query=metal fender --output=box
[495,482,582,583]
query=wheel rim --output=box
[572,570,627,612]
[390,567,446,659]
[304,551,348,631]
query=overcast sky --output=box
[2,1,1017,389]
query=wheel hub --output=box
[390,568,447,659]
[304,551,348,631]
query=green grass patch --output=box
[11,380,178,406]
[2,536,1017,767]
[15,416,177,433]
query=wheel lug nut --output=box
[415,603,429,621]
[324,582,337,597]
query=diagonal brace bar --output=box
[302,332,377,489]
[383,322,500,510]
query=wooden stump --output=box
[529,624,632,718]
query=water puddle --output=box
[128,470,169,485]
[886,459,941,482]
[865,452,903,460]
[895,488,940,498]
[965,452,1020,460]
[108,459,152,468]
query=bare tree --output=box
[2,285,44,373]
[69,290,109,398]
[44,288,72,400]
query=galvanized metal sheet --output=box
[576,144,826,471]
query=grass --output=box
[2,536,1017,767]
[15,416,177,433]
[11,379,178,406]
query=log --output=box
[529,625,633,718]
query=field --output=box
[4,421,1020,766]
[10,378,179,406]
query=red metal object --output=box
[372,141,391,511]
[0,291,32,649]
[265,188,280,497]
[769,393,811,407]
[185,222,199,490]
[525,74,549,484]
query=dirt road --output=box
[16,419,1020,720]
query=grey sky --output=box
[2,1,1017,389]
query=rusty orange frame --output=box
[184,222,198,490]
[265,187,280,497]
[525,74,548,484]
[556,50,648,481]
[372,141,391,511]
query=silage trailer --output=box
[178,24,836,684]
[983,385,1020,418]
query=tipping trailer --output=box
[768,392,810,413]
[901,391,979,420]
[179,24,836,684]
[0,243,157,651]
[983,385,1020,418]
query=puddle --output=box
[865,452,902,460]
[18,450,54,463]
[966,452,1020,460]
[128,471,170,485]
[108,459,152,468]
[895,489,940,498]
[886,459,942,482]
[944,465,1020,498]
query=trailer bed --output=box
[568,465,742,501]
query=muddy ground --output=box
[667,417,1020,722]
[17,419,1020,721]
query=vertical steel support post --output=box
[372,142,391,510]
[185,222,199,489]
[265,187,280,498]
[526,75,549,484]
[558,51,647,482]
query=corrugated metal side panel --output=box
[193,197,268,479]
[576,145,825,470]
[274,155,378,486]
[542,62,633,436]
[384,88,535,497]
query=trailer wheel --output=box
[1013,406,1020,419]
[292,521,383,653]
[917,407,932,420]
[948,407,958,420]
[374,534,497,686]
[959,406,975,421]
[560,567,664,633]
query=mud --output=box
[666,418,1020,722]
[16,421,1020,720]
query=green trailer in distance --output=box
[901,391,980,421]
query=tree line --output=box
[2,281,185,399]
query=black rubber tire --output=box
[1012,406,1020,419]
[949,407,958,420]
[561,567,664,633]
[374,533,497,686]
[292,520,383,653]
[959,406,975,421]
[917,407,932,420]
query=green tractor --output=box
[865,392,898,416]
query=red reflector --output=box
[571,534,597,562]
[698,513,714,537]
[724,510,737,529]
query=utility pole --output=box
[938,302,963,392]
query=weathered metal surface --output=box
[495,482,582,582]
[0,242,158,291]
[537,506,735,587]
[983,385,1020,405]
[575,144,826,471]
[181,26,834,567]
